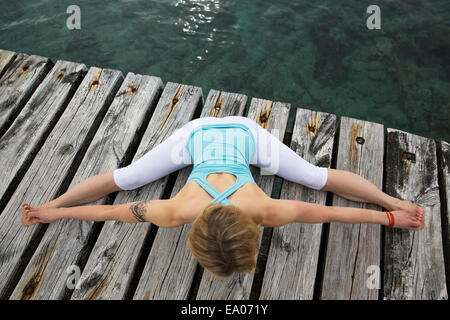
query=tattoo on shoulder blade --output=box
[130,201,147,222]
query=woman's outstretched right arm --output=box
[264,199,423,230]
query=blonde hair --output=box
[187,203,261,278]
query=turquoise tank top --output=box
[185,123,256,205]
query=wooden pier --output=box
[0,48,448,300]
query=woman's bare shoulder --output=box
[230,182,272,216]
[171,181,210,222]
[171,181,271,224]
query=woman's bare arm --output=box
[43,171,122,208]
[264,199,423,230]
[22,198,186,228]
[264,199,388,227]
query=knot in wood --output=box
[401,151,416,163]
[259,114,268,123]
[126,85,138,94]
[21,278,38,299]
[59,144,74,155]
[56,70,65,81]
[281,241,291,253]
[356,136,365,145]
[20,64,30,73]
[187,87,195,96]
[307,124,316,133]
[89,69,102,91]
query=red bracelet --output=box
[385,210,395,228]
[385,211,391,227]
[385,211,391,226]
[390,211,395,228]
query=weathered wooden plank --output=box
[132,89,247,300]
[438,140,449,294]
[383,130,447,300]
[195,98,290,300]
[320,117,384,300]
[259,108,337,300]
[71,82,203,300]
[0,60,88,211]
[9,73,163,300]
[202,90,248,118]
[0,49,17,79]
[0,53,53,138]
[0,67,123,299]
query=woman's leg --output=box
[248,121,328,190]
[112,122,194,191]
[322,169,397,209]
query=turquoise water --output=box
[0,0,449,141]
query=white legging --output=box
[113,116,328,191]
